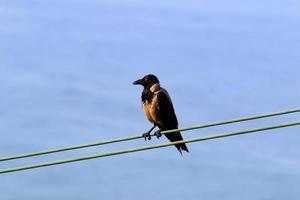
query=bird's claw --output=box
[143,132,151,141]
[154,130,162,139]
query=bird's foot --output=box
[154,130,162,139]
[142,132,151,141]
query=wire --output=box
[1,120,299,174]
[1,108,300,162]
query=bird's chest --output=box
[142,95,161,125]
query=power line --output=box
[1,108,299,162]
[1,120,299,175]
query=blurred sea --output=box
[0,0,300,199]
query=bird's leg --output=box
[154,129,162,139]
[142,125,156,141]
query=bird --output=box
[133,74,189,154]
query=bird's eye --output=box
[145,78,148,82]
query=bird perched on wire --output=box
[133,74,189,154]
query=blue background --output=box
[1,0,300,199]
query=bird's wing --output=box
[157,90,178,128]
[157,89,189,153]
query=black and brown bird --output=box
[133,74,189,154]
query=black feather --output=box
[141,88,153,103]
[157,91,189,153]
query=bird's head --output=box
[133,74,159,89]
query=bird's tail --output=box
[164,131,189,154]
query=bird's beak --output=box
[133,78,144,85]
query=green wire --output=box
[1,120,300,174]
[1,108,300,162]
